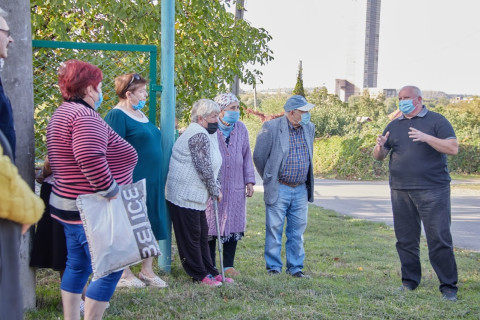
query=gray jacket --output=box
[253,116,315,205]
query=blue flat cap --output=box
[284,95,314,112]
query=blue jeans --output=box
[265,183,308,275]
[60,222,123,301]
[391,186,458,293]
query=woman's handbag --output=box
[76,179,160,279]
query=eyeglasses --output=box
[0,29,11,37]
[125,73,141,91]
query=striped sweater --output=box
[46,100,137,223]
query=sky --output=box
[238,0,480,95]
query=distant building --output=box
[383,88,397,98]
[337,0,382,102]
[335,79,356,102]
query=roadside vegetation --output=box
[26,192,480,319]
[241,89,480,180]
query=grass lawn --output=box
[26,192,480,319]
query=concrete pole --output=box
[253,82,257,110]
[231,0,244,96]
[0,0,37,310]
[158,0,175,272]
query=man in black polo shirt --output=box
[373,85,459,302]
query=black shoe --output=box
[268,269,280,275]
[291,271,310,278]
[442,290,457,302]
[398,284,414,291]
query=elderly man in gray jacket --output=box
[253,95,315,278]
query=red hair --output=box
[57,60,103,100]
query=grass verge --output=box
[26,193,480,319]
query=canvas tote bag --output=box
[76,179,160,279]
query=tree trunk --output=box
[1,0,37,311]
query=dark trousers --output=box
[0,219,23,320]
[391,186,458,293]
[168,201,219,281]
[208,238,238,269]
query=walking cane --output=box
[213,197,225,282]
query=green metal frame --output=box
[32,40,162,124]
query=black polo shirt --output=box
[383,106,456,189]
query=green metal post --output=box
[158,0,175,272]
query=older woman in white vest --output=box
[166,99,233,287]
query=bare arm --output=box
[373,131,390,161]
[408,127,459,155]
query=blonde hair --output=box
[191,99,220,123]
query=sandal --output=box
[138,271,168,288]
[116,275,146,288]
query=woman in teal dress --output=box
[104,73,168,288]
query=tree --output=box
[30,0,273,111]
[307,87,353,137]
[292,60,305,97]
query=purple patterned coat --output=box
[206,121,256,237]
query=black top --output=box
[0,77,16,160]
[383,106,456,189]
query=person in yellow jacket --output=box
[0,139,44,319]
[0,145,44,227]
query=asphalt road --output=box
[253,172,480,252]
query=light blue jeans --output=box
[265,183,308,275]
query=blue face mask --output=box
[94,91,103,111]
[299,112,311,126]
[132,100,146,111]
[399,99,415,114]
[222,110,240,125]
[218,119,234,138]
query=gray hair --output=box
[191,99,220,123]
[0,7,7,18]
[399,85,422,98]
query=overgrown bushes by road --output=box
[241,88,480,179]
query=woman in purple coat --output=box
[205,93,256,277]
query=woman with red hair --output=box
[47,60,137,319]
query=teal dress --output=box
[105,108,167,240]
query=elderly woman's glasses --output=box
[0,29,11,37]
[125,73,140,91]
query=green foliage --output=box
[307,87,356,137]
[313,135,388,179]
[173,0,273,107]
[30,0,273,114]
[347,89,388,121]
[242,88,480,179]
[26,193,480,319]
[434,98,480,174]
[292,61,305,97]
[30,0,273,159]
[256,93,287,115]
[241,112,263,151]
